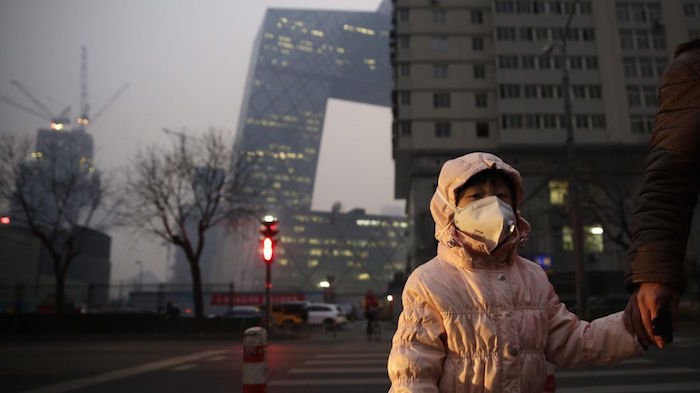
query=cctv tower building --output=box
[197,1,409,293]
[233,2,392,214]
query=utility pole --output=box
[544,0,588,318]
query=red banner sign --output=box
[211,292,305,306]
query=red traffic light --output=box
[0,216,10,225]
[262,237,274,263]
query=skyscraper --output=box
[233,2,392,216]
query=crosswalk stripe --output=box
[557,381,700,393]
[289,367,386,374]
[268,378,389,387]
[315,353,388,359]
[14,349,228,393]
[170,364,196,371]
[557,367,698,378]
[305,359,386,365]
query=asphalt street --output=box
[2,320,700,393]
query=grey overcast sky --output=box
[0,0,403,283]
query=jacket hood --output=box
[430,152,530,267]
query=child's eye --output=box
[468,193,483,199]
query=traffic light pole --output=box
[260,215,278,329]
[266,259,271,329]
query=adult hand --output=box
[624,290,652,349]
[637,282,680,348]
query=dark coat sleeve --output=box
[625,51,700,292]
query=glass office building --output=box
[233,3,392,216]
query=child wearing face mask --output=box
[387,152,644,393]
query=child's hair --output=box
[458,168,517,211]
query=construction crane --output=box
[0,45,128,131]
[0,80,71,130]
[75,45,129,128]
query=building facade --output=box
[391,0,700,295]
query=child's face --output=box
[456,178,513,208]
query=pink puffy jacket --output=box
[387,153,642,393]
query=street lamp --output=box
[543,0,588,318]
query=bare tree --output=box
[123,129,253,320]
[0,131,118,313]
[579,174,640,251]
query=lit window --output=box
[549,180,568,205]
[562,226,573,251]
[307,260,318,268]
[358,273,370,281]
[585,225,604,253]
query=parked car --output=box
[307,303,347,331]
[209,306,262,321]
[260,301,309,330]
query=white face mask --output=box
[436,192,516,251]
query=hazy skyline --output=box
[0,0,403,284]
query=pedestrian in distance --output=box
[625,37,700,350]
[388,152,645,393]
[363,289,379,339]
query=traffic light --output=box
[262,237,274,263]
[0,216,10,225]
[259,215,279,264]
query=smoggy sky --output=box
[0,0,404,284]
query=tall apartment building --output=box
[391,0,700,294]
